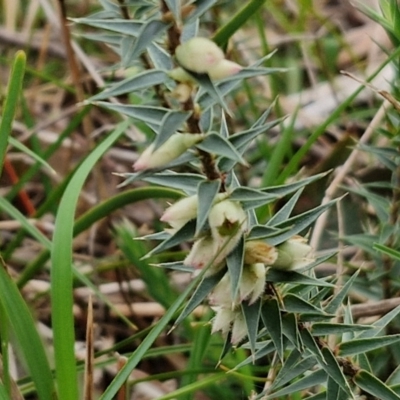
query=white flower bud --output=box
[208,59,243,80]
[161,195,198,230]
[133,133,203,171]
[183,235,224,270]
[244,241,278,265]
[175,37,224,74]
[271,236,314,271]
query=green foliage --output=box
[2,0,400,399]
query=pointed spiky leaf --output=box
[226,236,244,302]
[153,111,191,150]
[261,298,283,360]
[143,220,196,258]
[174,269,226,326]
[324,271,359,314]
[272,354,317,390]
[282,313,302,350]
[267,189,303,226]
[90,70,168,101]
[196,179,221,234]
[124,19,168,65]
[196,133,247,165]
[354,369,400,400]
[320,347,353,397]
[339,335,400,357]
[242,299,262,359]
[266,269,334,287]
[283,294,326,315]
[311,323,372,336]
[265,369,327,399]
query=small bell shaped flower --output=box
[211,307,247,344]
[161,195,199,231]
[184,235,224,270]
[133,133,203,171]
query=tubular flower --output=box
[208,200,248,266]
[161,192,228,231]
[211,307,247,344]
[271,235,314,271]
[183,235,224,270]
[210,263,266,308]
[133,133,203,171]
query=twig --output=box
[350,297,400,319]
[310,98,390,249]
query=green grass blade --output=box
[99,271,205,400]
[0,51,26,177]
[212,0,267,48]
[0,261,55,399]
[51,120,129,400]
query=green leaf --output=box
[191,72,231,114]
[94,102,169,127]
[8,136,56,175]
[311,323,372,336]
[282,313,302,349]
[261,171,331,197]
[354,369,400,400]
[327,376,350,400]
[272,353,317,390]
[0,265,55,399]
[99,267,205,400]
[151,261,194,272]
[196,179,221,234]
[359,304,400,338]
[196,133,247,165]
[265,369,327,399]
[0,197,52,249]
[0,50,26,177]
[247,225,283,240]
[261,298,283,360]
[320,347,353,397]
[148,42,173,70]
[267,189,303,226]
[339,335,400,356]
[153,110,191,150]
[283,293,326,315]
[143,219,196,258]
[226,236,244,302]
[228,187,278,210]
[120,171,204,194]
[266,269,335,287]
[185,0,217,23]
[90,70,169,101]
[163,0,180,20]
[234,340,276,369]
[212,0,267,47]
[72,18,142,36]
[123,19,168,65]
[266,197,341,246]
[242,299,262,359]
[324,271,359,314]
[51,121,128,400]
[300,328,325,361]
[373,243,400,261]
[174,269,226,326]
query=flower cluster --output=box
[161,193,314,344]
